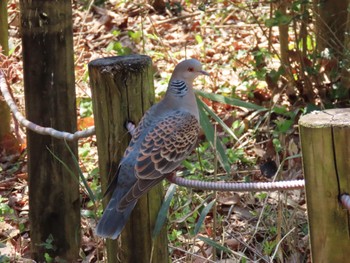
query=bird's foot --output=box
[125,121,136,136]
[166,172,177,181]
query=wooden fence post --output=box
[299,109,350,263]
[89,55,168,263]
[20,0,80,261]
[0,0,11,142]
[0,0,9,55]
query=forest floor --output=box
[0,0,310,262]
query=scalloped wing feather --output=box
[123,109,153,158]
[118,111,200,211]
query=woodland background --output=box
[0,0,350,262]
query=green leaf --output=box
[128,30,142,44]
[106,41,132,55]
[196,90,266,110]
[265,18,278,27]
[112,30,121,37]
[267,67,285,83]
[47,142,96,204]
[106,42,115,52]
[44,253,53,263]
[265,10,292,27]
[171,195,211,224]
[0,255,10,263]
[197,98,239,141]
[196,97,231,174]
[194,199,216,235]
[79,98,93,118]
[276,12,292,25]
[298,34,313,51]
[64,141,97,203]
[198,236,233,254]
[304,103,319,114]
[195,34,203,45]
[271,105,289,115]
[152,184,177,238]
[275,118,294,133]
[81,209,95,218]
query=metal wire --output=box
[167,174,305,192]
[0,70,95,141]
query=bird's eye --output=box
[188,67,194,72]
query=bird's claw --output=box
[125,121,136,136]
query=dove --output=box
[96,58,209,239]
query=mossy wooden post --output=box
[20,0,80,261]
[89,55,168,263]
[0,0,9,55]
[299,109,350,263]
[0,0,11,143]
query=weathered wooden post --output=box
[20,0,80,261]
[299,109,350,263]
[89,55,168,263]
[0,0,9,55]
[0,0,11,143]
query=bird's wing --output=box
[103,108,155,198]
[118,111,200,210]
[123,109,153,158]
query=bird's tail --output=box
[96,187,137,239]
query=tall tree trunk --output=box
[313,0,349,55]
[278,0,289,69]
[19,0,80,261]
[314,0,350,102]
[340,2,350,100]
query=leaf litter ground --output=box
[0,0,309,262]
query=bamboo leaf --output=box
[196,90,266,111]
[197,98,239,141]
[47,146,79,184]
[64,141,96,203]
[198,236,233,254]
[196,97,231,174]
[194,199,216,235]
[152,183,177,238]
[47,142,96,203]
[172,195,212,223]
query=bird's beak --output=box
[199,70,210,76]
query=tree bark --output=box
[0,0,11,144]
[299,109,350,263]
[0,91,11,143]
[277,0,289,70]
[20,0,80,261]
[0,0,9,55]
[340,2,350,99]
[89,55,168,263]
[313,0,350,101]
[313,0,349,55]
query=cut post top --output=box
[299,108,350,128]
[88,54,152,74]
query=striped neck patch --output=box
[169,80,188,97]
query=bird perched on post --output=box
[96,58,209,239]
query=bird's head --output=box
[171,59,209,83]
